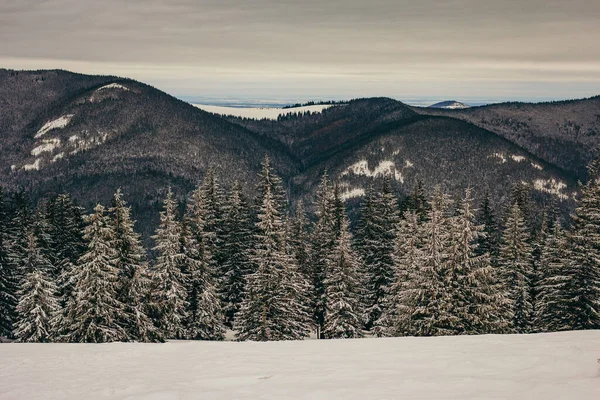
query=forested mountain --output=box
[415,97,600,177]
[1,69,596,236]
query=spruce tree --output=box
[62,204,127,343]
[411,189,457,336]
[180,211,225,340]
[379,210,423,336]
[236,158,310,341]
[13,232,59,342]
[447,189,503,334]
[149,188,189,339]
[0,187,17,338]
[310,172,336,338]
[219,182,254,326]
[560,159,600,330]
[499,202,533,333]
[359,176,400,332]
[109,189,160,342]
[477,191,501,266]
[534,220,571,332]
[323,214,364,339]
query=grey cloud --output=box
[1,0,599,101]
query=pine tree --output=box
[446,189,504,334]
[236,158,310,341]
[180,211,225,340]
[359,176,400,333]
[219,182,254,326]
[499,202,533,333]
[322,214,364,339]
[379,210,423,336]
[411,189,457,336]
[0,187,18,338]
[149,188,189,339]
[109,189,161,342]
[559,160,600,330]
[310,172,336,338]
[534,220,571,332]
[198,169,226,283]
[62,204,127,343]
[477,191,501,266]
[13,232,59,342]
[288,201,312,282]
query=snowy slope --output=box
[1,331,598,399]
[193,104,334,120]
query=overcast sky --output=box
[1,0,599,103]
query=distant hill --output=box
[1,69,595,236]
[428,101,470,109]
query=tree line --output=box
[1,155,599,343]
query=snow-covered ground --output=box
[1,331,598,399]
[193,104,335,120]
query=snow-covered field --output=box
[193,104,335,120]
[1,331,598,400]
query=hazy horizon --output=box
[2,0,600,102]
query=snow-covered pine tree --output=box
[378,210,423,336]
[322,214,364,339]
[0,187,18,338]
[411,189,457,336]
[476,191,501,266]
[288,200,312,283]
[62,204,127,343]
[46,194,86,282]
[219,182,254,327]
[13,231,59,342]
[529,211,549,332]
[149,188,189,339]
[534,219,571,332]
[309,172,336,338]
[198,169,227,283]
[499,202,534,333]
[180,208,225,340]
[109,189,161,342]
[236,157,310,341]
[560,159,600,330]
[446,189,504,334]
[8,191,33,292]
[359,175,400,333]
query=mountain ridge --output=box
[0,69,594,236]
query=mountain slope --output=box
[0,69,591,235]
[0,69,299,237]
[414,97,600,178]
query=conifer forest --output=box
[1,155,599,343]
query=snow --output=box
[193,104,334,120]
[511,155,527,162]
[52,152,64,162]
[340,187,365,201]
[0,331,598,400]
[533,179,569,200]
[531,162,544,170]
[490,153,507,163]
[97,83,130,92]
[392,149,401,156]
[405,160,414,168]
[341,159,403,181]
[31,138,61,156]
[34,115,73,138]
[22,159,41,171]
